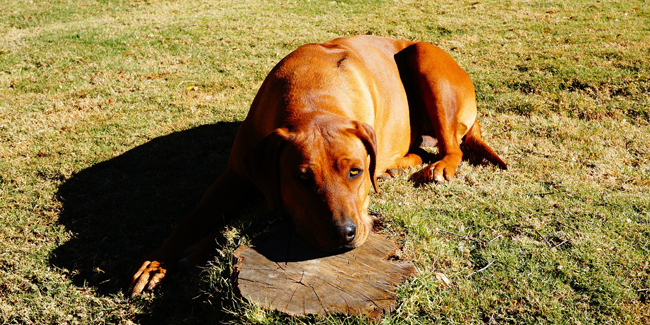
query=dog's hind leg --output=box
[396,42,473,183]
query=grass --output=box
[1,0,648,323]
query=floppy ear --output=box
[242,128,291,211]
[350,121,379,193]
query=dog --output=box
[128,35,506,296]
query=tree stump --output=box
[233,223,416,320]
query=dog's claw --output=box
[431,160,455,183]
[410,158,459,185]
[128,260,167,297]
[147,270,167,291]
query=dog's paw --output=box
[378,168,405,181]
[128,260,168,297]
[410,159,458,185]
[377,173,392,181]
[430,160,457,182]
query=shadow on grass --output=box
[52,121,241,324]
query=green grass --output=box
[1,0,649,324]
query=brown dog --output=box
[128,36,506,296]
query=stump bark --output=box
[233,224,416,320]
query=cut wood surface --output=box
[233,224,416,320]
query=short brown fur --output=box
[128,36,506,296]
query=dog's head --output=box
[243,115,378,252]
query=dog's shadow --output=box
[249,222,336,263]
[52,122,241,322]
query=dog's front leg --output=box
[128,169,256,296]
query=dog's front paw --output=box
[128,260,168,297]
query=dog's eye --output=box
[298,168,312,182]
[349,168,363,179]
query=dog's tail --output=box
[463,120,507,170]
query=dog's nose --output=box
[331,222,356,245]
[340,224,356,242]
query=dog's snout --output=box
[330,222,357,245]
[340,223,357,242]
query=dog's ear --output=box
[350,121,379,193]
[243,128,291,211]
